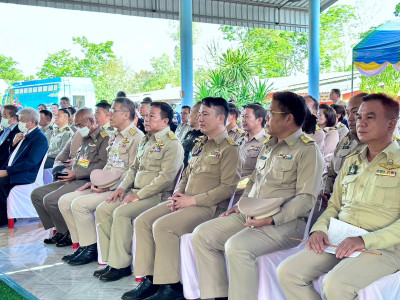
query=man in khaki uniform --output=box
[45,108,73,168]
[58,98,143,265]
[31,108,109,247]
[175,105,192,141]
[278,93,400,300]
[39,109,53,144]
[227,103,245,141]
[95,100,115,136]
[304,95,325,151]
[94,102,184,282]
[121,97,241,300]
[192,92,324,300]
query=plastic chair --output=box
[7,153,47,229]
[43,168,53,185]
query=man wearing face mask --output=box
[0,108,48,227]
[0,105,20,168]
[31,108,109,247]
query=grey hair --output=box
[17,107,40,125]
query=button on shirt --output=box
[312,141,400,252]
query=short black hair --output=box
[331,103,346,122]
[272,91,307,127]
[40,109,52,120]
[305,95,319,112]
[58,108,70,118]
[182,105,191,112]
[362,93,399,121]
[302,108,317,134]
[150,101,173,124]
[38,103,47,109]
[3,105,19,120]
[228,103,240,120]
[114,97,136,121]
[245,103,267,127]
[142,97,152,104]
[51,103,59,107]
[319,104,337,127]
[96,100,111,111]
[331,89,341,97]
[201,97,229,121]
[60,96,70,103]
[67,107,76,116]
[117,91,127,98]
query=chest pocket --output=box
[333,151,350,173]
[256,157,267,173]
[341,175,357,204]
[201,155,220,174]
[249,149,260,158]
[370,176,400,209]
[271,159,294,183]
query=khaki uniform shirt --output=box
[312,141,400,252]
[40,124,54,144]
[118,126,184,200]
[102,122,116,136]
[336,122,349,142]
[175,122,192,141]
[237,129,268,177]
[228,125,245,142]
[322,132,365,195]
[307,125,325,152]
[176,130,241,213]
[243,129,324,225]
[72,127,109,180]
[48,125,73,158]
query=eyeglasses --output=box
[266,110,287,117]
[110,108,128,114]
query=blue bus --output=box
[2,77,96,109]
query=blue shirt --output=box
[0,123,18,145]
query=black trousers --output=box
[44,157,55,169]
[0,176,17,226]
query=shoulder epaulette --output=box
[316,125,321,131]
[346,150,360,158]
[301,135,315,144]
[129,128,137,136]
[100,131,108,139]
[340,123,346,128]
[393,134,399,141]
[264,135,272,144]
[227,137,238,146]
[237,128,244,134]
[168,131,178,140]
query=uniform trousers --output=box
[96,191,161,269]
[277,247,400,300]
[192,213,306,300]
[0,176,17,225]
[134,201,217,284]
[31,180,88,233]
[58,190,112,245]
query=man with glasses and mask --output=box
[0,105,20,168]
[0,108,48,227]
[191,92,324,300]
[57,97,143,266]
[31,108,109,247]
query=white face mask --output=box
[18,122,29,133]
[1,118,10,129]
[77,126,90,137]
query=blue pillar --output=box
[308,0,320,100]
[180,0,193,107]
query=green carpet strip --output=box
[0,272,38,300]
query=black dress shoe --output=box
[121,278,159,300]
[99,266,132,282]
[44,232,64,244]
[56,231,72,247]
[143,284,184,300]
[68,244,98,265]
[93,265,111,278]
[62,247,85,262]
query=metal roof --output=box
[0,0,338,32]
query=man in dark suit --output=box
[0,108,48,226]
[0,105,20,168]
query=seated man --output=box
[0,105,20,168]
[0,108,48,227]
[45,108,73,169]
[94,102,184,282]
[181,102,203,168]
[277,93,400,300]
[192,92,324,300]
[39,109,53,144]
[31,108,109,247]
[67,107,77,132]
[58,98,143,265]
[175,105,192,141]
[121,97,241,300]
[226,103,244,142]
[95,101,114,135]
[52,129,83,175]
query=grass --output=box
[0,273,38,300]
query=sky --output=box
[0,0,399,77]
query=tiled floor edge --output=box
[0,271,40,300]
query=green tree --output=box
[0,55,25,85]
[360,65,400,98]
[395,3,400,17]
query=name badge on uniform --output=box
[348,162,359,175]
[209,150,220,158]
[192,149,202,156]
[342,142,350,149]
[376,170,396,177]
[77,157,91,168]
[277,154,292,160]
